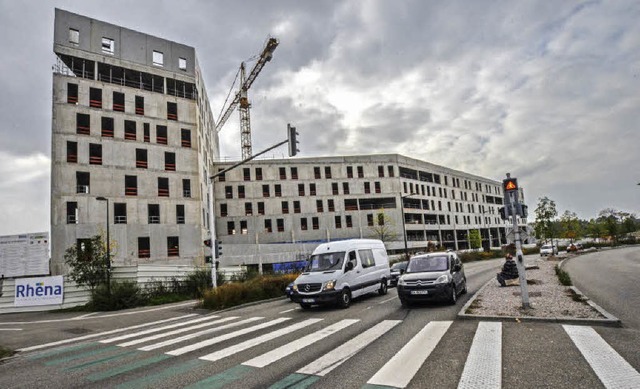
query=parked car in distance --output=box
[285,282,294,300]
[290,239,391,309]
[540,244,559,256]
[397,252,467,307]
[389,261,408,287]
[567,243,583,252]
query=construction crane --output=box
[215,37,279,159]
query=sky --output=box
[0,0,639,236]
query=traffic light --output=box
[516,203,528,218]
[499,206,508,220]
[502,176,519,207]
[287,123,299,157]
[215,240,223,259]
[205,255,213,263]
[203,239,212,247]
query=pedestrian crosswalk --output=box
[10,313,640,389]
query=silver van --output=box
[291,239,391,309]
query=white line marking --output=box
[564,325,640,389]
[139,317,262,351]
[278,307,299,314]
[100,315,218,344]
[200,318,323,362]
[243,319,358,368]
[0,328,23,331]
[167,317,292,356]
[117,316,238,347]
[458,321,502,389]
[3,301,198,325]
[367,321,452,388]
[378,297,397,305]
[17,314,198,352]
[298,319,401,376]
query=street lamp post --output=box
[96,197,111,297]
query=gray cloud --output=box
[1,0,639,235]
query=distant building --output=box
[50,9,217,275]
[212,154,528,268]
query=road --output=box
[0,255,638,388]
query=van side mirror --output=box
[453,264,461,272]
[346,261,354,272]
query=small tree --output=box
[64,234,109,291]
[559,210,582,242]
[534,196,558,244]
[368,208,399,243]
[468,229,482,250]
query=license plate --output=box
[302,298,315,303]
[410,290,429,295]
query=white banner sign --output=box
[14,276,64,307]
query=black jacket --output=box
[500,260,519,279]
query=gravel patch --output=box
[467,258,604,319]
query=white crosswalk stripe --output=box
[117,316,239,348]
[243,319,359,368]
[296,319,401,376]
[564,325,640,389]
[367,321,452,388]
[167,317,292,356]
[199,318,324,362]
[458,321,502,389]
[100,315,219,344]
[138,317,263,351]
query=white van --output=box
[291,239,391,309]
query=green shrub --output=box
[555,265,572,286]
[459,250,503,263]
[90,280,143,311]
[201,273,297,310]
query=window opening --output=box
[66,202,78,224]
[182,179,191,197]
[144,123,150,142]
[124,120,136,140]
[148,204,160,224]
[165,152,176,171]
[136,149,148,169]
[89,88,102,108]
[138,237,150,258]
[69,28,79,44]
[153,51,164,66]
[158,177,169,197]
[67,83,78,104]
[167,102,177,120]
[167,236,179,257]
[114,203,127,224]
[181,129,191,147]
[101,37,114,54]
[76,171,90,194]
[66,141,77,163]
[176,204,185,224]
[125,175,137,196]
[76,113,90,135]
[156,125,167,144]
[89,143,102,165]
[113,92,125,112]
[135,96,144,115]
[101,117,114,137]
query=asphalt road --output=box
[0,255,638,388]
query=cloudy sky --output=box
[0,0,639,236]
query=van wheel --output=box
[300,303,312,310]
[338,289,351,309]
[378,280,388,295]
[448,284,457,305]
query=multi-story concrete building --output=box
[50,9,217,275]
[213,154,528,268]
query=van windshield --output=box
[406,256,449,273]
[305,251,346,272]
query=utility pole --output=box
[502,173,530,309]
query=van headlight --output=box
[292,284,298,292]
[435,275,450,284]
[397,277,406,286]
[323,280,337,291]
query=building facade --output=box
[213,154,528,267]
[50,9,218,275]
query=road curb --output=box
[457,262,622,327]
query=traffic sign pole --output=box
[510,192,530,309]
